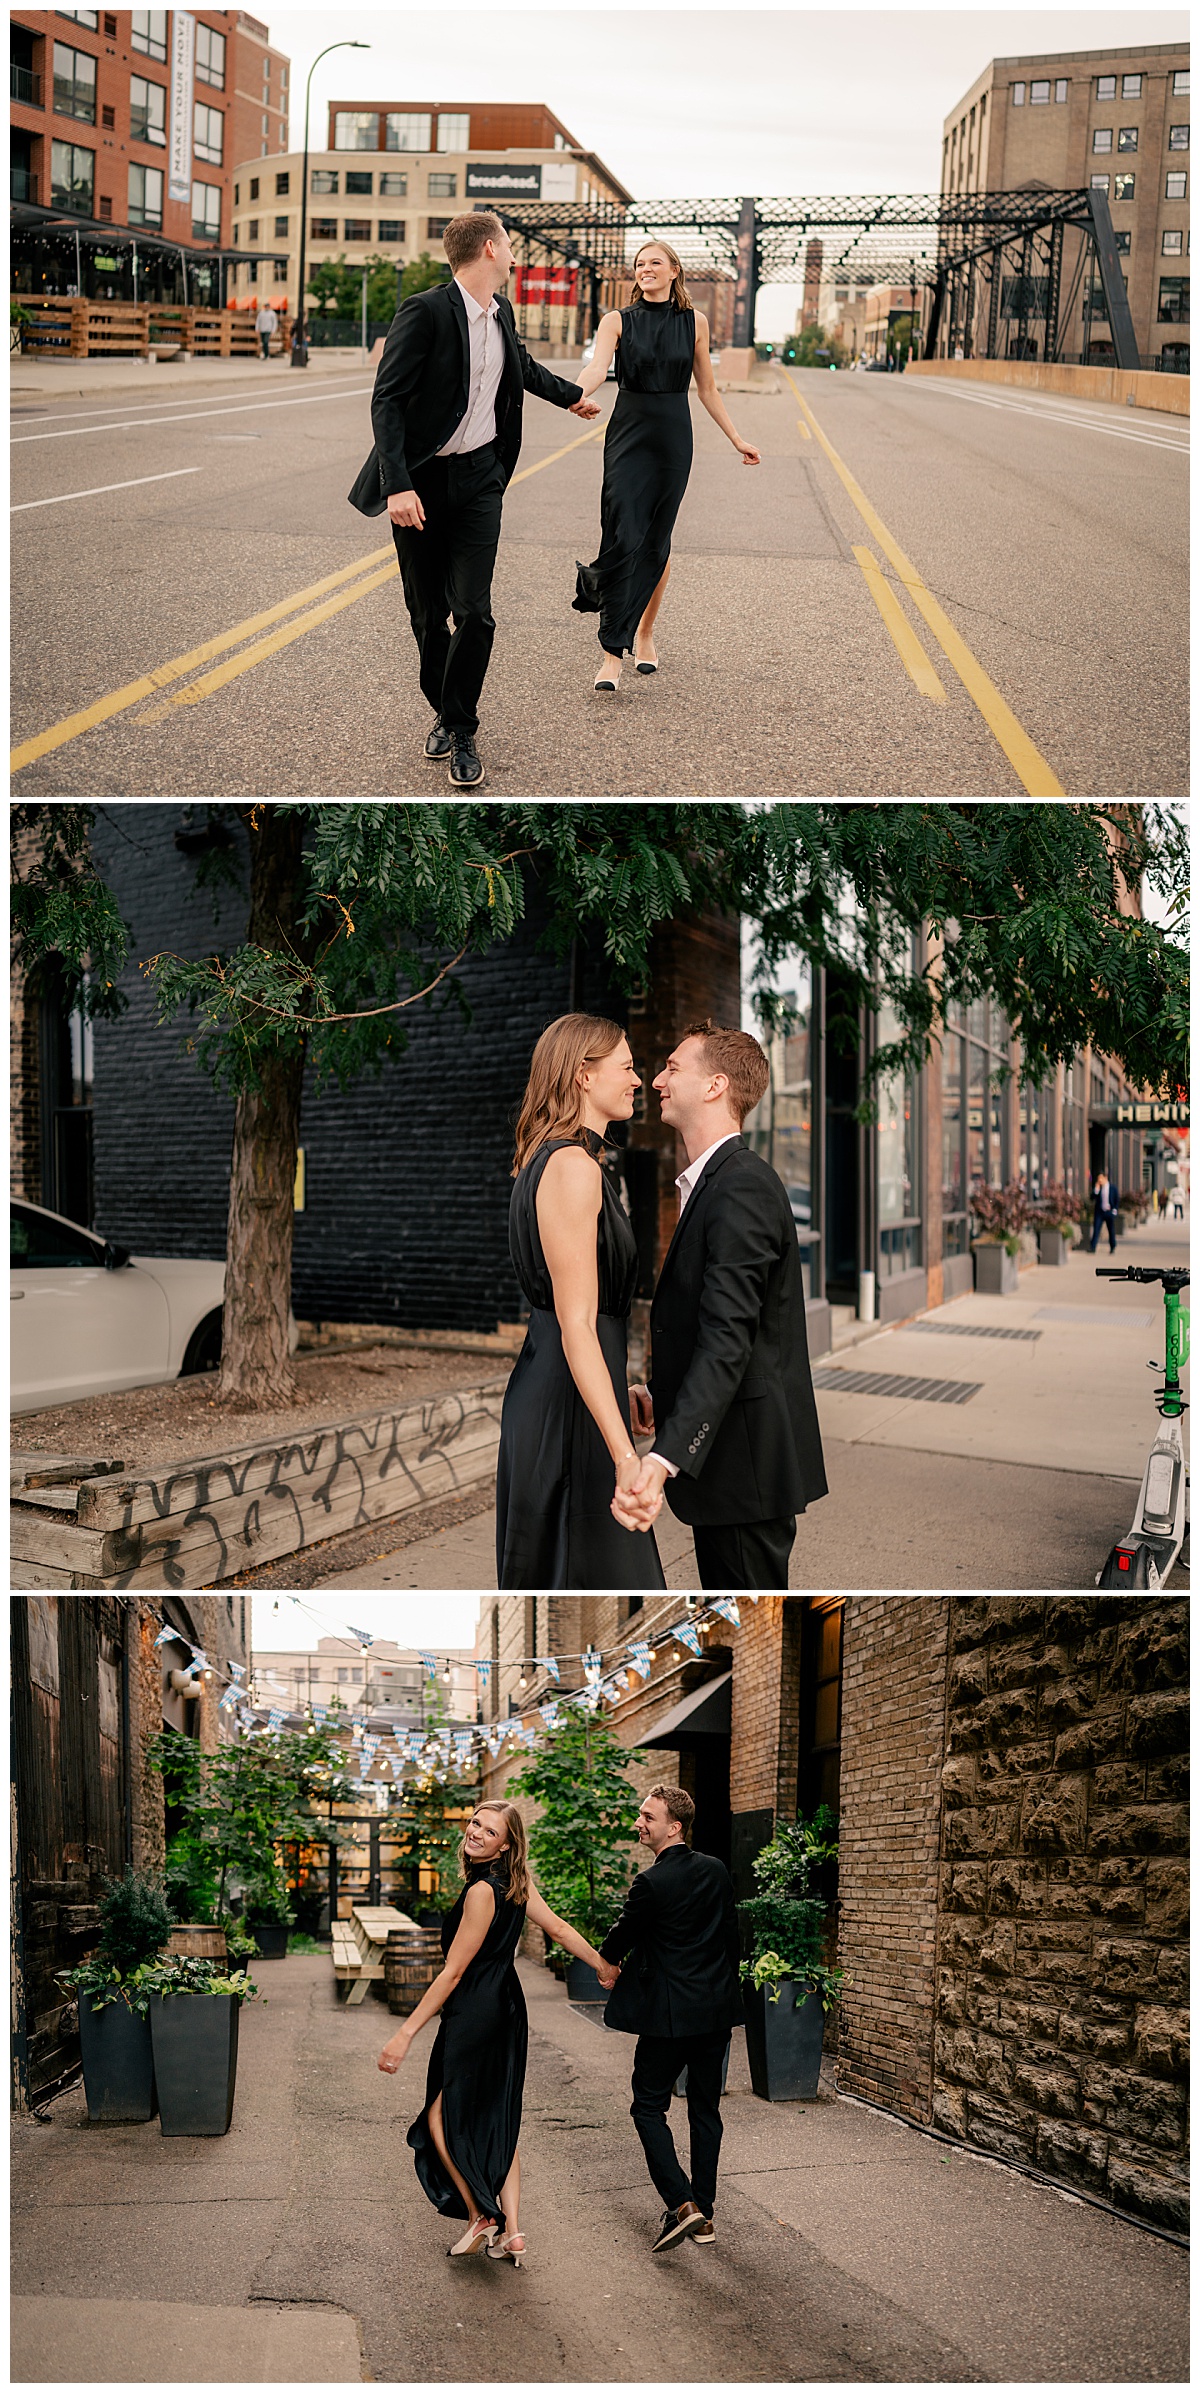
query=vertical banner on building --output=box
[168,11,197,206]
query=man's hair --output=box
[442,210,504,272]
[682,1020,770,1125]
[649,1784,696,1840]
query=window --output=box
[1090,173,1110,192]
[311,169,338,194]
[798,1599,844,1817]
[1158,275,1189,321]
[273,213,288,238]
[247,259,257,283]
[428,171,456,197]
[249,176,259,200]
[1114,228,1131,255]
[57,8,98,23]
[343,217,371,241]
[379,170,407,196]
[1012,81,1025,105]
[127,160,162,227]
[427,217,452,240]
[310,216,337,240]
[875,996,920,1280]
[1169,125,1190,151]
[1093,127,1113,153]
[1163,228,1184,254]
[130,10,167,62]
[1122,73,1142,98]
[1174,70,1189,96]
[192,179,221,238]
[50,137,94,213]
[1030,80,1050,104]
[1166,170,1187,199]
[345,169,373,194]
[1096,74,1117,100]
[275,171,289,195]
[194,101,223,165]
[101,103,116,129]
[247,217,258,241]
[129,75,165,146]
[11,1201,102,1268]
[1055,78,1068,102]
[52,42,96,123]
[942,1030,967,1251]
[334,110,379,149]
[378,219,404,242]
[1117,126,1138,152]
[385,111,430,151]
[437,111,469,150]
[195,21,225,88]
[1114,172,1135,201]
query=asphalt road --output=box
[10,361,1188,797]
[13,1956,1189,2383]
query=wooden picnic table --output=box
[331,1903,417,2005]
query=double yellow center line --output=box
[10,420,607,775]
[779,365,1064,796]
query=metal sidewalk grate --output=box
[812,1365,981,1406]
[910,1320,1042,1343]
[1033,1305,1153,1328]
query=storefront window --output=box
[942,1030,969,1253]
[876,1000,920,1277]
[747,960,820,1298]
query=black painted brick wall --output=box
[89,805,629,1334]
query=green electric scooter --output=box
[1095,1265,1190,1588]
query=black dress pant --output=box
[392,442,504,735]
[692,1513,796,1590]
[630,2031,727,2219]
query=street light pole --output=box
[291,37,370,369]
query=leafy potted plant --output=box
[148,1715,358,1957]
[1032,1179,1080,1268]
[1119,1188,1149,1234]
[739,1812,844,2103]
[243,1874,295,1959]
[508,1706,645,2001]
[969,1180,1029,1294]
[57,1868,174,2123]
[142,1952,260,2136]
[11,299,33,354]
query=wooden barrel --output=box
[164,1924,227,1959]
[384,1927,442,2016]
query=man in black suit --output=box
[348,209,598,788]
[595,1784,743,2251]
[617,1020,828,1588]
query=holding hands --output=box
[569,396,602,419]
[613,1454,669,1534]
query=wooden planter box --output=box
[972,1240,1019,1295]
[11,1374,507,1589]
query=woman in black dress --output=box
[495,1013,665,1589]
[378,1800,610,2264]
[573,239,760,691]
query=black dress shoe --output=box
[424,716,453,762]
[449,732,485,787]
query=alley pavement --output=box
[10,361,1187,798]
[316,1216,1190,1594]
[11,1954,1188,2384]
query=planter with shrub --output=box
[1032,1180,1082,1268]
[969,1180,1030,1294]
[58,1868,174,2124]
[141,1953,260,2136]
[738,1811,843,2104]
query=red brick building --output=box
[10,8,289,302]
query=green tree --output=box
[11,802,1188,1407]
[400,250,451,301]
[785,321,849,369]
[147,1717,359,1924]
[307,251,398,323]
[507,1706,645,1945]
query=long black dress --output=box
[495,1133,665,1590]
[573,300,695,657]
[408,1864,527,2227]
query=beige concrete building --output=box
[940,42,1190,370]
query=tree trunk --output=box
[216,809,312,1410]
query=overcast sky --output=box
[267,7,1187,330]
[252,1593,481,1654]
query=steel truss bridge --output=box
[493,188,1140,370]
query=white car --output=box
[10,1199,297,1414]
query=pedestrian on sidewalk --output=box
[377,1800,611,2267]
[255,301,278,360]
[595,1785,743,2253]
[1090,1170,1118,1253]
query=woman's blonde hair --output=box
[631,239,691,312]
[511,1012,624,1174]
[460,1802,530,1906]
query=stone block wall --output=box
[837,1597,951,2122]
[934,1596,1189,2232]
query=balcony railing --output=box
[11,64,42,107]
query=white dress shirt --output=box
[648,1132,742,1478]
[437,279,504,456]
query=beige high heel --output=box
[447,2215,497,2257]
[594,658,622,693]
[486,2232,526,2267]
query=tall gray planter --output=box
[973,1241,1019,1295]
[78,1992,157,2124]
[149,1993,240,2136]
[742,1981,825,2101]
[1037,1228,1071,1267]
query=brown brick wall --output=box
[837,1597,951,2123]
[729,1596,801,1819]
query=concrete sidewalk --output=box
[10,351,375,399]
[11,1955,1188,2384]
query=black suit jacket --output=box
[347,279,582,514]
[599,1844,743,2039]
[649,1139,828,1528]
